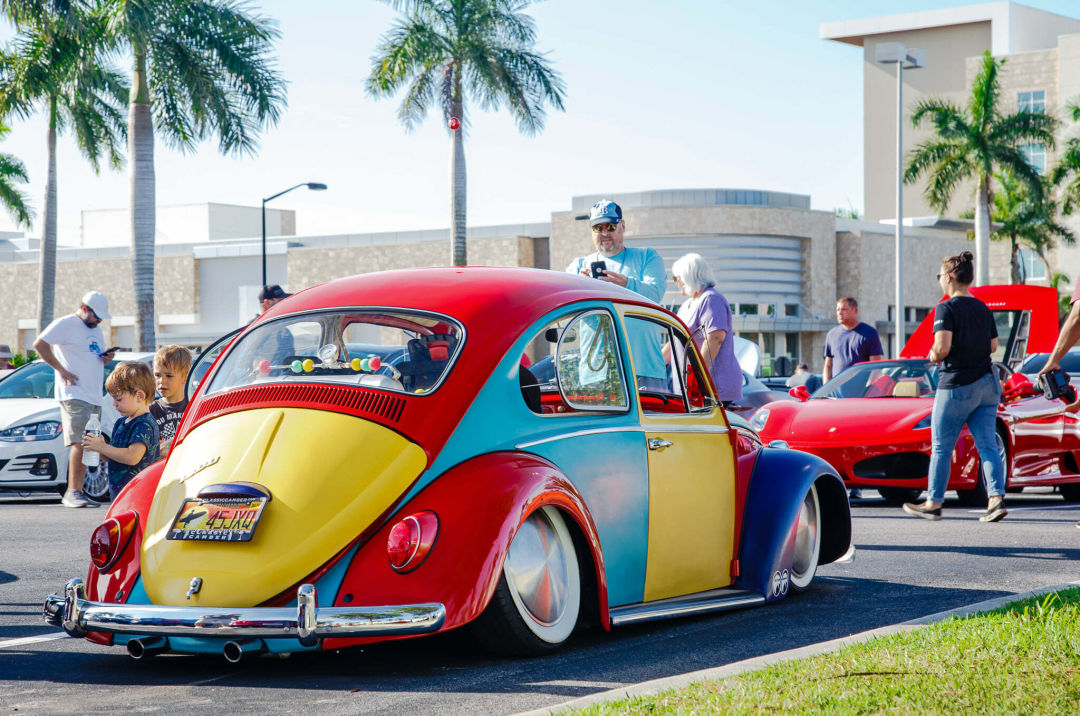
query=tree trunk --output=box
[450,70,466,267]
[974,175,991,286]
[130,46,155,350]
[37,96,57,332]
[1009,237,1021,284]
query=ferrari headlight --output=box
[0,420,63,442]
[913,414,932,430]
[749,409,770,432]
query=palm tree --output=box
[368,0,566,266]
[0,122,33,227]
[987,169,1073,283]
[904,51,1057,285]
[1051,100,1080,216]
[102,0,286,350]
[0,7,127,331]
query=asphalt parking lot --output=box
[2,488,1079,715]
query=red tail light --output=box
[386,511,438,572]
[90,511,139,573]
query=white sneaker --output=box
[61,490,90,508]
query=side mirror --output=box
[789,385,810,402]
[544,328,559,343]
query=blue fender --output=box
[734,447,850,601]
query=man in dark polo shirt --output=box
[822,296,884,382]
[1038,282,1080,528]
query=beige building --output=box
[0,189,970,374]
[823,1,1080,285]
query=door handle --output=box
[648,438,674,451]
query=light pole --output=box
[261,182,327,287]
[876,43,924,358]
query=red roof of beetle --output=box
[183,267,664,460]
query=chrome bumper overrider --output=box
[43,579,445,646]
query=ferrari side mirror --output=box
[789,385,810,402]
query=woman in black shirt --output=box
[903,251,1007,522]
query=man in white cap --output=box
[33,291,117,507]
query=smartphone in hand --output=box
[590,261,607,279]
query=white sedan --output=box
[0,352,154,502]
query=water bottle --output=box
[83,413,101,468]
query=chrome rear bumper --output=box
[43,579,445,646]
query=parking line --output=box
[965,504,1080,514]
[0,633,69,649]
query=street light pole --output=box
[261,182,328,287]
[876,43,924,358]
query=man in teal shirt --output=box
[566,200,668,389]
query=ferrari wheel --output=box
[877,487,923,506]
[959,432,1006,507]
[1060,484,1080,503]
[789,483,821,593]
[473,506,580,655]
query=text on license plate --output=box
[167,497,268,542]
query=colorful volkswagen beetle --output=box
[44,268,852,660]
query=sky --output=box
[1,0,1079,244]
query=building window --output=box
[1019,248,1047,281]
[1020,143,1046,174]
[784,332,800,362]
[737,304,758,316]
[1018,90,1045,114]
[784,303,800,317]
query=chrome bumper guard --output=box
[43,579,445,646]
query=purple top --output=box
[824,322,883,375]
[678,287,742,402]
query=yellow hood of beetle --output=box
[141,407,426,607]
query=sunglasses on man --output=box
[591,222,620,234]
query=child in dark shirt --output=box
[149,345,191,457]
[82,361,159,501]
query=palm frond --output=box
[0,151,33,226]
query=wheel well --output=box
[813,475,851,565]
[558,509,601,630]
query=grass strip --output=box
[571,587,1080,715]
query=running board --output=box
[609,587,765,627]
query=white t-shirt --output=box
[38,314,107,406]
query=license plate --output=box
[167,496,268,542]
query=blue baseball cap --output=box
[589,200,622,227]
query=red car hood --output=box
[764,398,931,446]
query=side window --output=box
[516,310,628,414]
[670,327,714,412]
[557,311,629,411]
[624,315,715,414]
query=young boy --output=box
[82,361,160,501]
[149,345,192,457]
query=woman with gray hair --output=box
[671,253,742,405]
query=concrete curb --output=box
[515,580,1080,716]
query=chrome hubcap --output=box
[792,490,819,578]
[505,510,569,625]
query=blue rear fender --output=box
[734,447,851,601]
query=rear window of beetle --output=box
[205,310,464,396]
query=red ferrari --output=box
[751,285,1080,505]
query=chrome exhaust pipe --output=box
[223,639,266,663]
[126,637,168,660]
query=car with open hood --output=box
[751,285,1080,505]
[44,267,852,661]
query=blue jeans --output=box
[927,372,1004,503]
